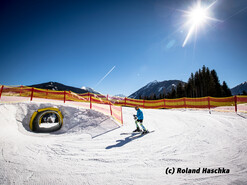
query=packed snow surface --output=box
[0,102,247,185]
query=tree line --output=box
[144,66,232,100]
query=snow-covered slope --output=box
[1,102,247,184]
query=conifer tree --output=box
[222,81,232,97]
[176,66,232,98]
[210,69,222,97]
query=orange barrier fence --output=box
[0,85,247,114]
[107,94,246,112]
[0,85,123,124]
[122,96,246,112]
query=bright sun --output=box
[189,7,207,25]
[182,1,218,47]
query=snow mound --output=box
[0,102,119,138]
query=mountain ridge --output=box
[129,80,185,99]
[28,82,99,94]
[231,81,247,95]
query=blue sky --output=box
[0,0,247,96]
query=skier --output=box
[133,105,148,134]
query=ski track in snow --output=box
[0,102,247,185]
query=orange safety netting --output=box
[0,85,123,124]
[1,85,247,115]
[237,96,247,104]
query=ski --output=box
[141,130,155,135]
[120,130,154,136]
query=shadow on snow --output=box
[105,132,144,149]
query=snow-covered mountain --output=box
[114,94,126,98]
[81,86,100,94]
[231,81,247,95]
[29,82,99,94]
[129,80,185,99]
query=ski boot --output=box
[133,127,141,132]
[142,130,149,135]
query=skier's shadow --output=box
[105,133,144,149]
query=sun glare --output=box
[182,1,217,47]
[189,7,207,25]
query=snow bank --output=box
[0,102,247,185]
[0,102,119,138]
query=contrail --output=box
[224,6,247,22]
[206,6,247,34]
[95,66,116,87]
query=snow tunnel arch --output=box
[29,107,63,133]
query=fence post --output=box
[121,106,123,125]
[184,98,186,109]
[143,99,145,108]
[90,93,92,109]
[164,98,166,109]
[125,97,127,107]
[88,92,90,102]
[20,85,23,96]
[234,95,237,113]
[108,94,112,115]
[64,91,66,103]
[30,87,34,101]
[0,85,4,99]
[110,104,112,115]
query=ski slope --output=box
[0,102,247,185]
